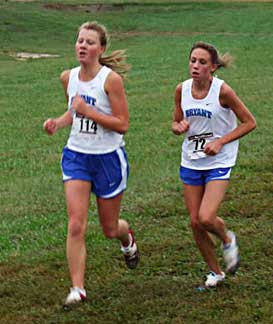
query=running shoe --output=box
[223,230,240,274]
[205,271,226,287]
[121,229,139,269]
[64,287,87,306]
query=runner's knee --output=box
[198,212,214,229]
[68,219,86,238]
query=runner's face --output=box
[189,48,216,80]
[75,29,105,64]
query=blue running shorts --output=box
[180,166,232,186]
[61,146,129,199]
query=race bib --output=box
[187,132,213,160]
[79,117,98,135]
[73,113,99,136]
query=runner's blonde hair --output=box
[78,21,131,78]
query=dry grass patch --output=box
[43,3,124,12]
[10,52,60,60]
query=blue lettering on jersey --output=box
[71,95,96,107]
[80,94,96,106]
[185,108,212,119]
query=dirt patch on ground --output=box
[112,30,273,38]
[41,1,273,13]
[5,0,36,2]
[43,3,124,12]
[11,52,60,61]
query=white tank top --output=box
[66,66,125,154]
[181,77,239,170]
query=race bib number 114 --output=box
[79,117,97,135]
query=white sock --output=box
[121,233,133,253]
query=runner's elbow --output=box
[250,118,257,131]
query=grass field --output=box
[1,1,273,323]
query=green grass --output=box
[1,1,273,323]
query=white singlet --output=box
[181,77,239,170]
[66,66,125,154]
